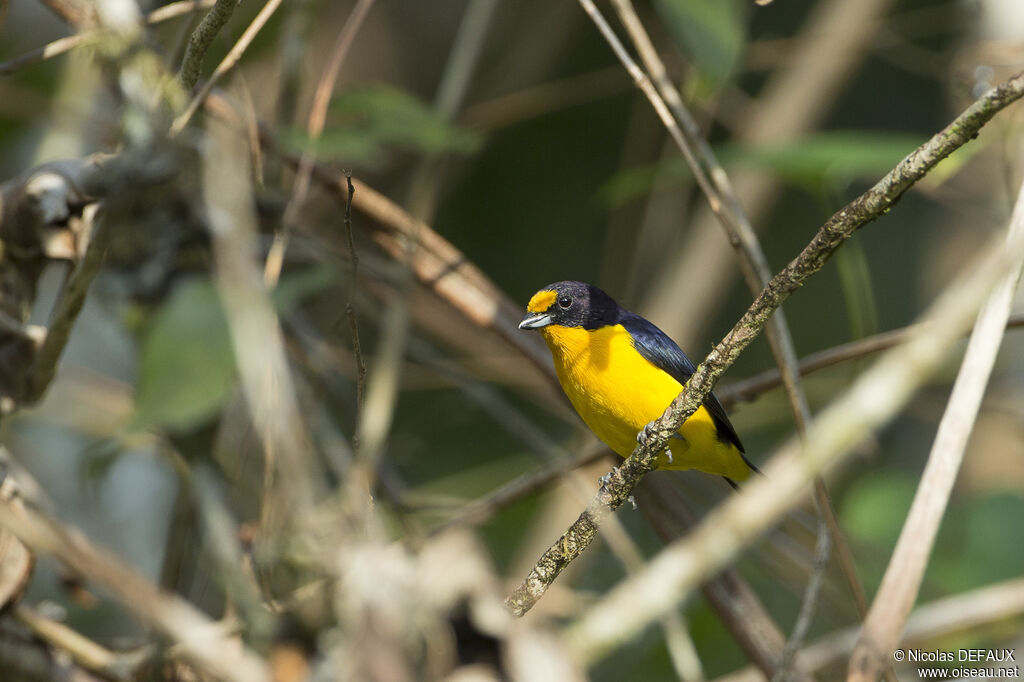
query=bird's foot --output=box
[637,425,672,464]
[636,423,654,446]
[626,495,637,511]
[599,467,619,487]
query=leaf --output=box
[840,472,917,548]
[727,132,923,184]
[654,0,745,87]
[600,131,923,205]
[960,494,1024,584]
[132,278,236,432]
[284,84,482,164]
[271,264,340,313]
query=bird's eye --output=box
[558,295,572,309]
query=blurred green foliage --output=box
[133,278,235,432]
[132,267,337,432]
[601,131,923,205]
[281,83,482,166]
[654,0,745,88]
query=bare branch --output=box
[36,0,94,28]
[718,313,1024,407]
[13,604,152,681]
[0,495,270,682]
[0,0,218,76]
[847,159,1024,682]
[720,577,1024,681]
[342,174,367,413]
[637,476,802,679]
[23,204,104,404]
[202,98,323,528]
[264,0,376,286]
[171,0,285,135]
[178,0,240,90]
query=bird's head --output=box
[518,281,620,331]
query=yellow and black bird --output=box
[519,281,757,486]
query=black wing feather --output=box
[619,313,745,454]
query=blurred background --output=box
[1,0,1023,679]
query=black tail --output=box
[741,452,763,476]
[722,454,762,490]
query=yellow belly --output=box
[541,324,750,481]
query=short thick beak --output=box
[518,312,553,330]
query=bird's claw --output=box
[637,424,673,464]
[599,467,619,487]
[627,495,637,511]
[636,423,653,446]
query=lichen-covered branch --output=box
[504,69,1024,618]
[565,215,1024,662]
[178,0,240,90]
[847,155,1024,682]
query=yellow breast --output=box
[539,323,749,479]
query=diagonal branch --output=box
[171,0,285,135]
[720,576,1024,681]
[593,3,861,669]
[503,69,1024,618]
[0,495,270,682]
[178,0,240,90]
[717,312,1024,407]
[565,210,1024,663]
[847,154,1024,682]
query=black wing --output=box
[619,313,745,454]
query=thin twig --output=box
[170,0,284,135]
[344,174,556,379]
[351,0,495,514]
[430,449,610,537]
[24,206,105,404]
[404,0,498,221]
[637,476,798,679]
[503,69,1024,618]
[343,173,367,413]
[847,165,1024,682]
[643,0,896,342]
[273,0,314,130]
[719,576,1024,681]
[459,66,629,130]
[203,99,323,530]
[0,498,270,682]
[718,312,1024,407]
[772,516,830,682]
[0,0,219,76]
[204,90,561,393]
[264,0,376,286]
[14,604,152,681]
[177,0,239,90]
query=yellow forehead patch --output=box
[527,289,557,313]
